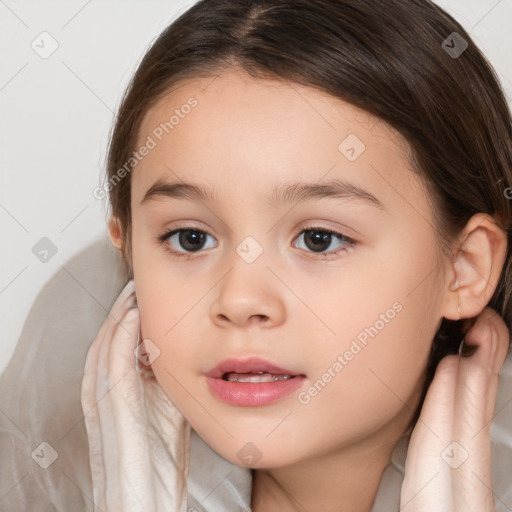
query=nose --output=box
[209,264,286,329]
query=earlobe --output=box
[108,217,124,251]
[445,213,507,320]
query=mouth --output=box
[221,371,296,382]
[205,356,305,380]
[204,356,306,406]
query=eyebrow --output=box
[141,177,385,210]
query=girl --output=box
[81,0,512,509]
[85,0,512,510]
[3,0,511,511]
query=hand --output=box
[80,280,190,512]
[400,307,510,512]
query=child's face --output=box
[129,67,450,467]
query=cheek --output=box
[132,231,195,337]
[296,243,441,427]
[295,300,436,444]
[134,282,201,412]
[135,284,200,369]
[131,247,198,383]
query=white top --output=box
[1,234,511,511]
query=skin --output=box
[401,306,510,511]
[107,67,508,511]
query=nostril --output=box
[252,314,268,323]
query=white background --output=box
[1,0,511,374]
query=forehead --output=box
[137,67,404,148]
[132,67,426,217]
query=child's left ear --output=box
[443,213,507,320]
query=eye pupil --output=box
[179,230,206,252]
[305,230,332,252]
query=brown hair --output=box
[102,0,512,430]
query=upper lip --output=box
[205,357,304,378]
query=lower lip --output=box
[206,375,306,406]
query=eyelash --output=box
[157,223,357,260]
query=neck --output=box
[250,417,411,512]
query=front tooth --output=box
[225,372,293,382]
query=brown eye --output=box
[158,228,216,255]
[294,226,355,256]
[175,229,207,252]
[303,230,334,252]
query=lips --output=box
[205,356,307,406]
[205,356,304,380]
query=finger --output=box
[464,307,510,375]
[83,279,137,393]
[95,304,140,510]
[415,355,459,438]
[401,355,458,512]
[81,280,136,509]
[88,279,138,409]
[84,279,136,427]
[109,308,156,511]
[92,279,137,364]
[452,309,509,510]
[457,308,509,436]
[109,306,141,382]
